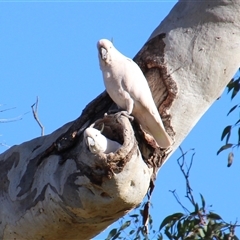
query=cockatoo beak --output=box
[86,136,97,153]
[100,47,108,61]
[86,137,95,147]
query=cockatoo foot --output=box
[105,109,134,121]
[113,110,134,122]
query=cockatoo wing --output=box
[97,39,172,148]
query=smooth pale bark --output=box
[0,1,240,239]
[148,0,240,152]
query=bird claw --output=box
[104,110,134,121]
[114,110,134,122]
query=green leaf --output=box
[159,213,184,230]
[217,144,233,155]
[133,236,140,240]
[227,152,234,167]
[149,214,153,226]
[198,227,205,238]
[182,218,194,234]
[119,220,131,231]
[206,219,214,236]
[199,193,205,209]
[106,228,118,240]
[223,235,239,240]
[189,212,197,219]
[129,229,135,235]
[177,220,182,237]
[135,227,141,239]
[164,228,173,240]
[227,78,234,93]
[157,233,164,240]
[211,223,228,232]
[232,82,240,99]
[226,131,231,144]
[221,125,232,141]
[235,119,240,126]
[129,214,139,218]
[112,232,121,240]
[207,212,222,220]
[228,78,240,99]
[194,203,199,213]
[227,104,238,116]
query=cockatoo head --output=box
[84,126,107,154]
[84,124,122,154]
[97,39,114,66]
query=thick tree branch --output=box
[1,1,240,239]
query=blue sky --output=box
[0,1,239,239]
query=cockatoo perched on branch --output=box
[84,126,122,154]
[97,39,172,148]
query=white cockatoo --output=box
[84,127,122,154]
[97,39,172,148]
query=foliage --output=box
[156,148,238,240]
[105,202,158,240]
[217,69,240,164]
[106,148,239,240]
[159,194,237,240]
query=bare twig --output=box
[169,189,190,214]
[0,142,10,148]
[0,105,28,150]
[177,146,196,206]
[0,104,29,123]
[0,113,29,123]
[0,106,16,113]
[169,147,196,213]
[31,97,44,136]
[169,147,240,238]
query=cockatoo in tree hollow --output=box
[84,127,122,154]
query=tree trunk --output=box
[1,1,240,239]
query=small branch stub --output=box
[31,96,44,136]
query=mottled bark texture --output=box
[1,0,240,239]
[0,103,153,239]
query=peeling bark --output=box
[134,34,178,143]
[1,0,240,239]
